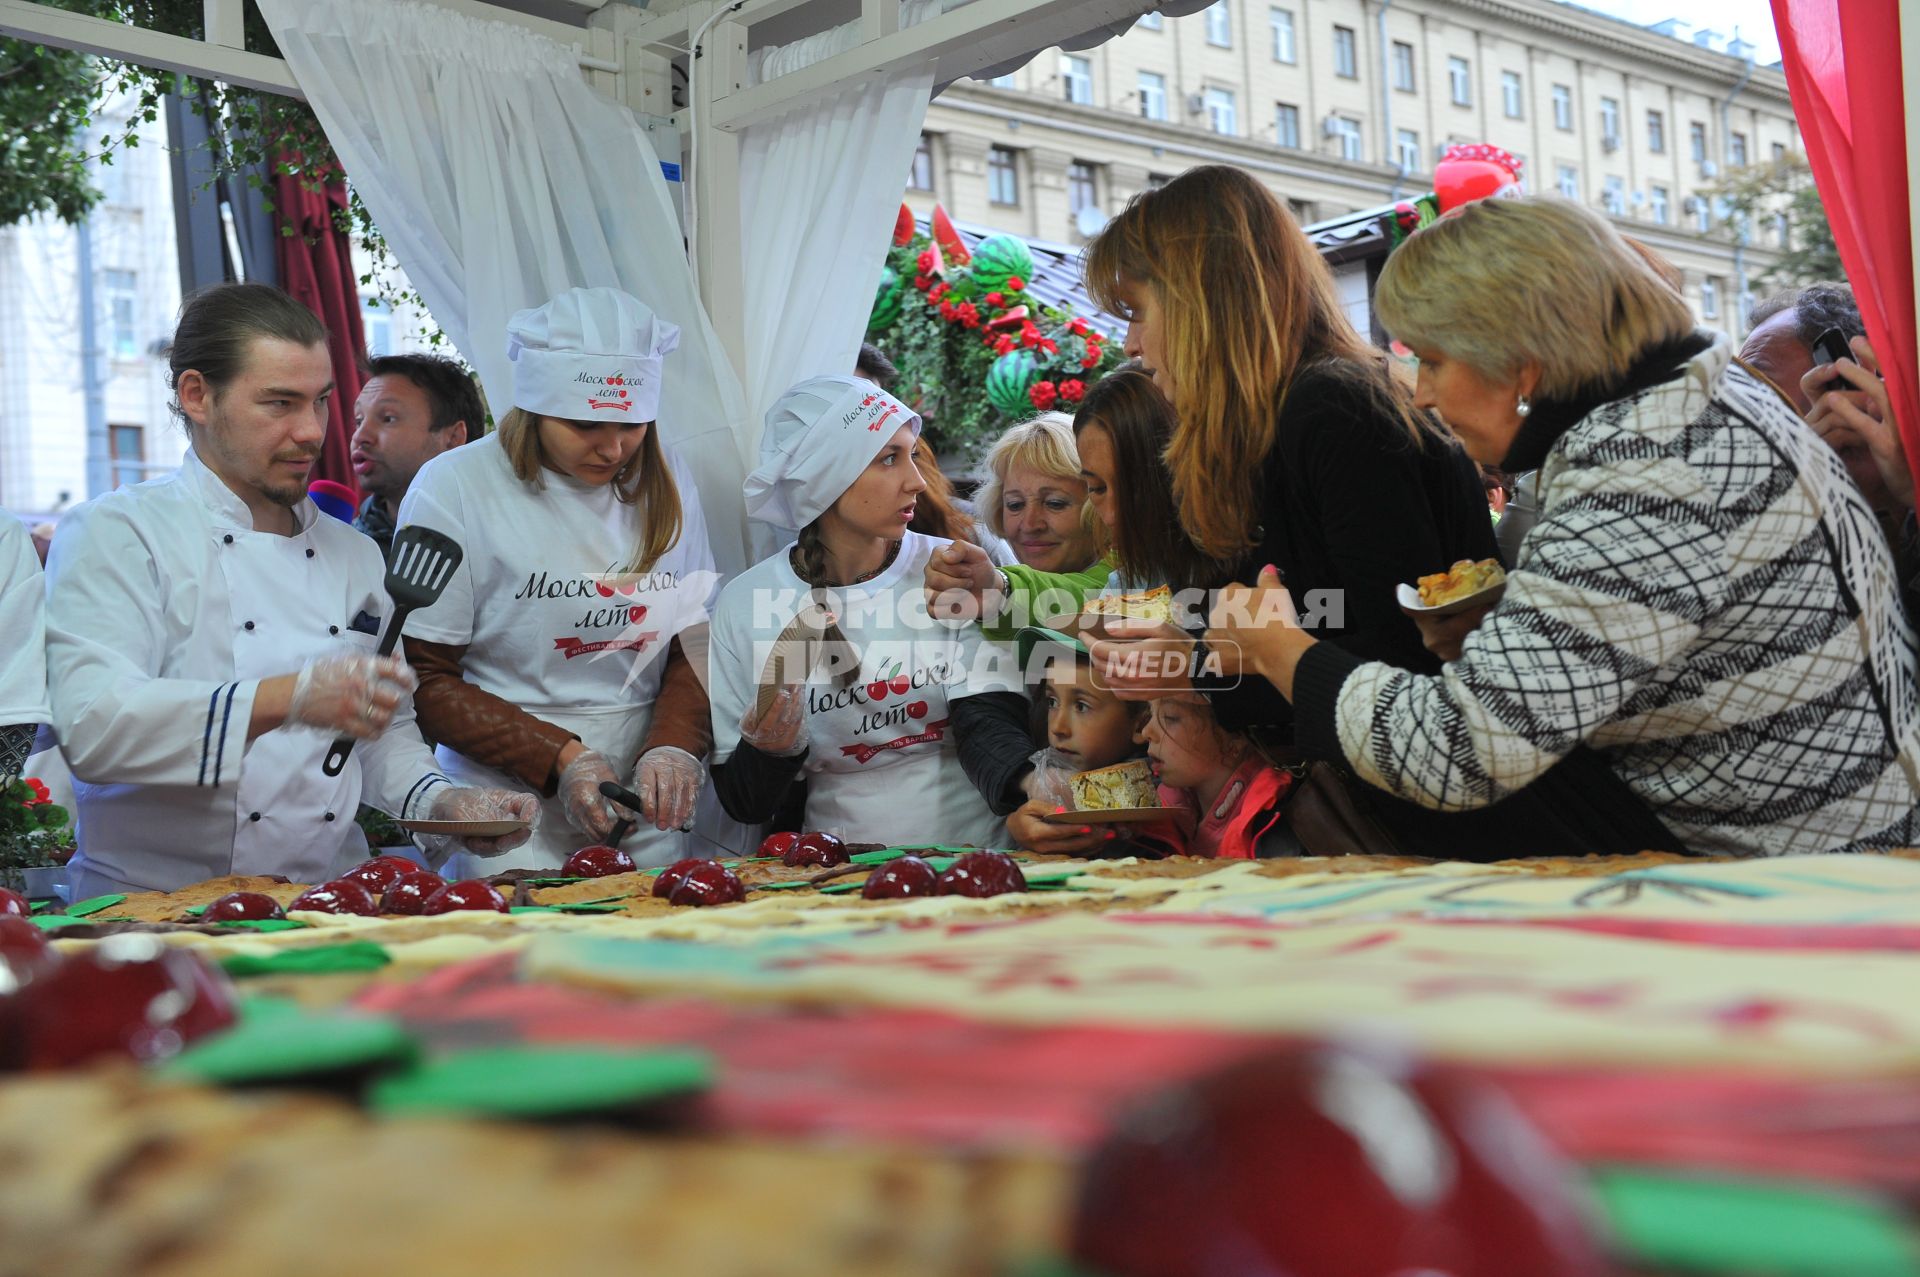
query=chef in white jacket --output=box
[44,282,540,896]
[0,512,50,784]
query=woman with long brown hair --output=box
[1085,168,1677,858]
[400,288,718,872]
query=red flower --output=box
[1028,381,1059,410]
[956,302,981,328]
[913,274,931,290]
[1007,276,1026,291]
[1081,352,1101,369]
[1060,379,1087,403]
[1068,318,1089,336]
[23,778,50,805]
[994,335,1016,355]
[1039,338,1059,355]
[916,249,935,274]
[939,301,958,321]
[985,292,1005,307]
[1021,330,1042,348]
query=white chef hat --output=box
[506,287,680,423]
[744,375,922,532]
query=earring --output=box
[1515,395,1532,418]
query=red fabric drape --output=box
[1772,0,1918,495]
[273,173,365,501]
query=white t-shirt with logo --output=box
[709,531,1015,849]
[398,434,719,722]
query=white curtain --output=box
[738,28,937,556]
[255,0,750,576]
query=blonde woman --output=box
[1207,196,1920,856]
[399,288,717,872]
[975,413,1101,574]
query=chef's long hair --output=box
[497,407,684,575]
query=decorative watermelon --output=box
[971,234,1034,293]
[868,266,903,332]
[931,205,971,266]
[893,203,916,247]
[986,349,1041,415]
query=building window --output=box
[1693,196,1712,232]
[1396,129,1421,173]
[1136,11,1162,30]
[1556,164,1579,199]
[1061,54,1092,104]
[361,296,393,357]
[1067,161,1099,215]
[1448,56,1471,106]
[1552,84,1572,131]
[1730,132,1748,166]
[1602,174,1625,214]
[1270,8,1296,63]
[95,153,132,205]
[988,146,1019,205]
[1646,110,1666,153]
[1501,71,1523,119]
[104,269,138,359]
[1138,71,1168,121]
[1392,42,1415,92]
[1649,184,1669,224]
[1275,102,1300,149]
[1204,87,1238,136]
[1775,211,1790,244]
[1332,115,1363,162]
[1333,26,1357,79]
[1599,97,1620,148]
[1205,0,1231,47]
[1772,141,1787,162]
[908,133,934,192]
[109,424,143,489]
[1690,120,1708,163]
[1701,276,1721,320]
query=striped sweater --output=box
[1293,333,1920,856]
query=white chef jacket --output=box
[0,515,50,730]
[44,449,454,894]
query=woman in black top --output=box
[1084,165,1675,859]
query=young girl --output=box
[707,376,1019,848]
[1142,695,1291,860]
[399,287,717,872]
[1005,626,1153,854]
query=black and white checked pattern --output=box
[1335,335,1920,855]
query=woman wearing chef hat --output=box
[398,287,719,872]
[706,375,1022,849]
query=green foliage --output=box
[0,778,74,876]
[869,231,1123,459]
[1704,153,1846,291]
[0,0,108,225]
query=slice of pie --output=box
[1416,558,1506,608]
[1070,759,1160,811]
[1082,586,1175,625]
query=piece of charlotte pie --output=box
[1416,558,1506,608]
[1082,586,1175,625]
[1070,759,1161,811]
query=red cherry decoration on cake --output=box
[13,937,236,1069]
[783,832,848,869]
[341,855,415,893]
[756,831,799,860]
[0,887,29,917]
[653,858,706,899]
[422,881,509,914]
[563,844,636,878]
[289,880,380,916]
[202,891,285,922]
[381,871,447,916]
[668,860,746,907]
[937,851,1027,898]
[861,855,939,899]
[0,915,49,964]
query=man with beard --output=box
[42,283,538,895]
[351,353,483,559]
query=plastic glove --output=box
[631,746,704,832]
[288,652,417,738]
[415,786,540,862]
[557,749,621,841]
[1023,746,1079,810]
[740,685,808,758]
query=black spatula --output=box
[322,525,464,777]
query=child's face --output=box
[1043,660,1144,771]
[1142,697,1235,790]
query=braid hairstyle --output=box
[792,521,832,589]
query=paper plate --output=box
[1395,579,1507,619]
[395,818,530,837]
[1039,807,1181,825]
